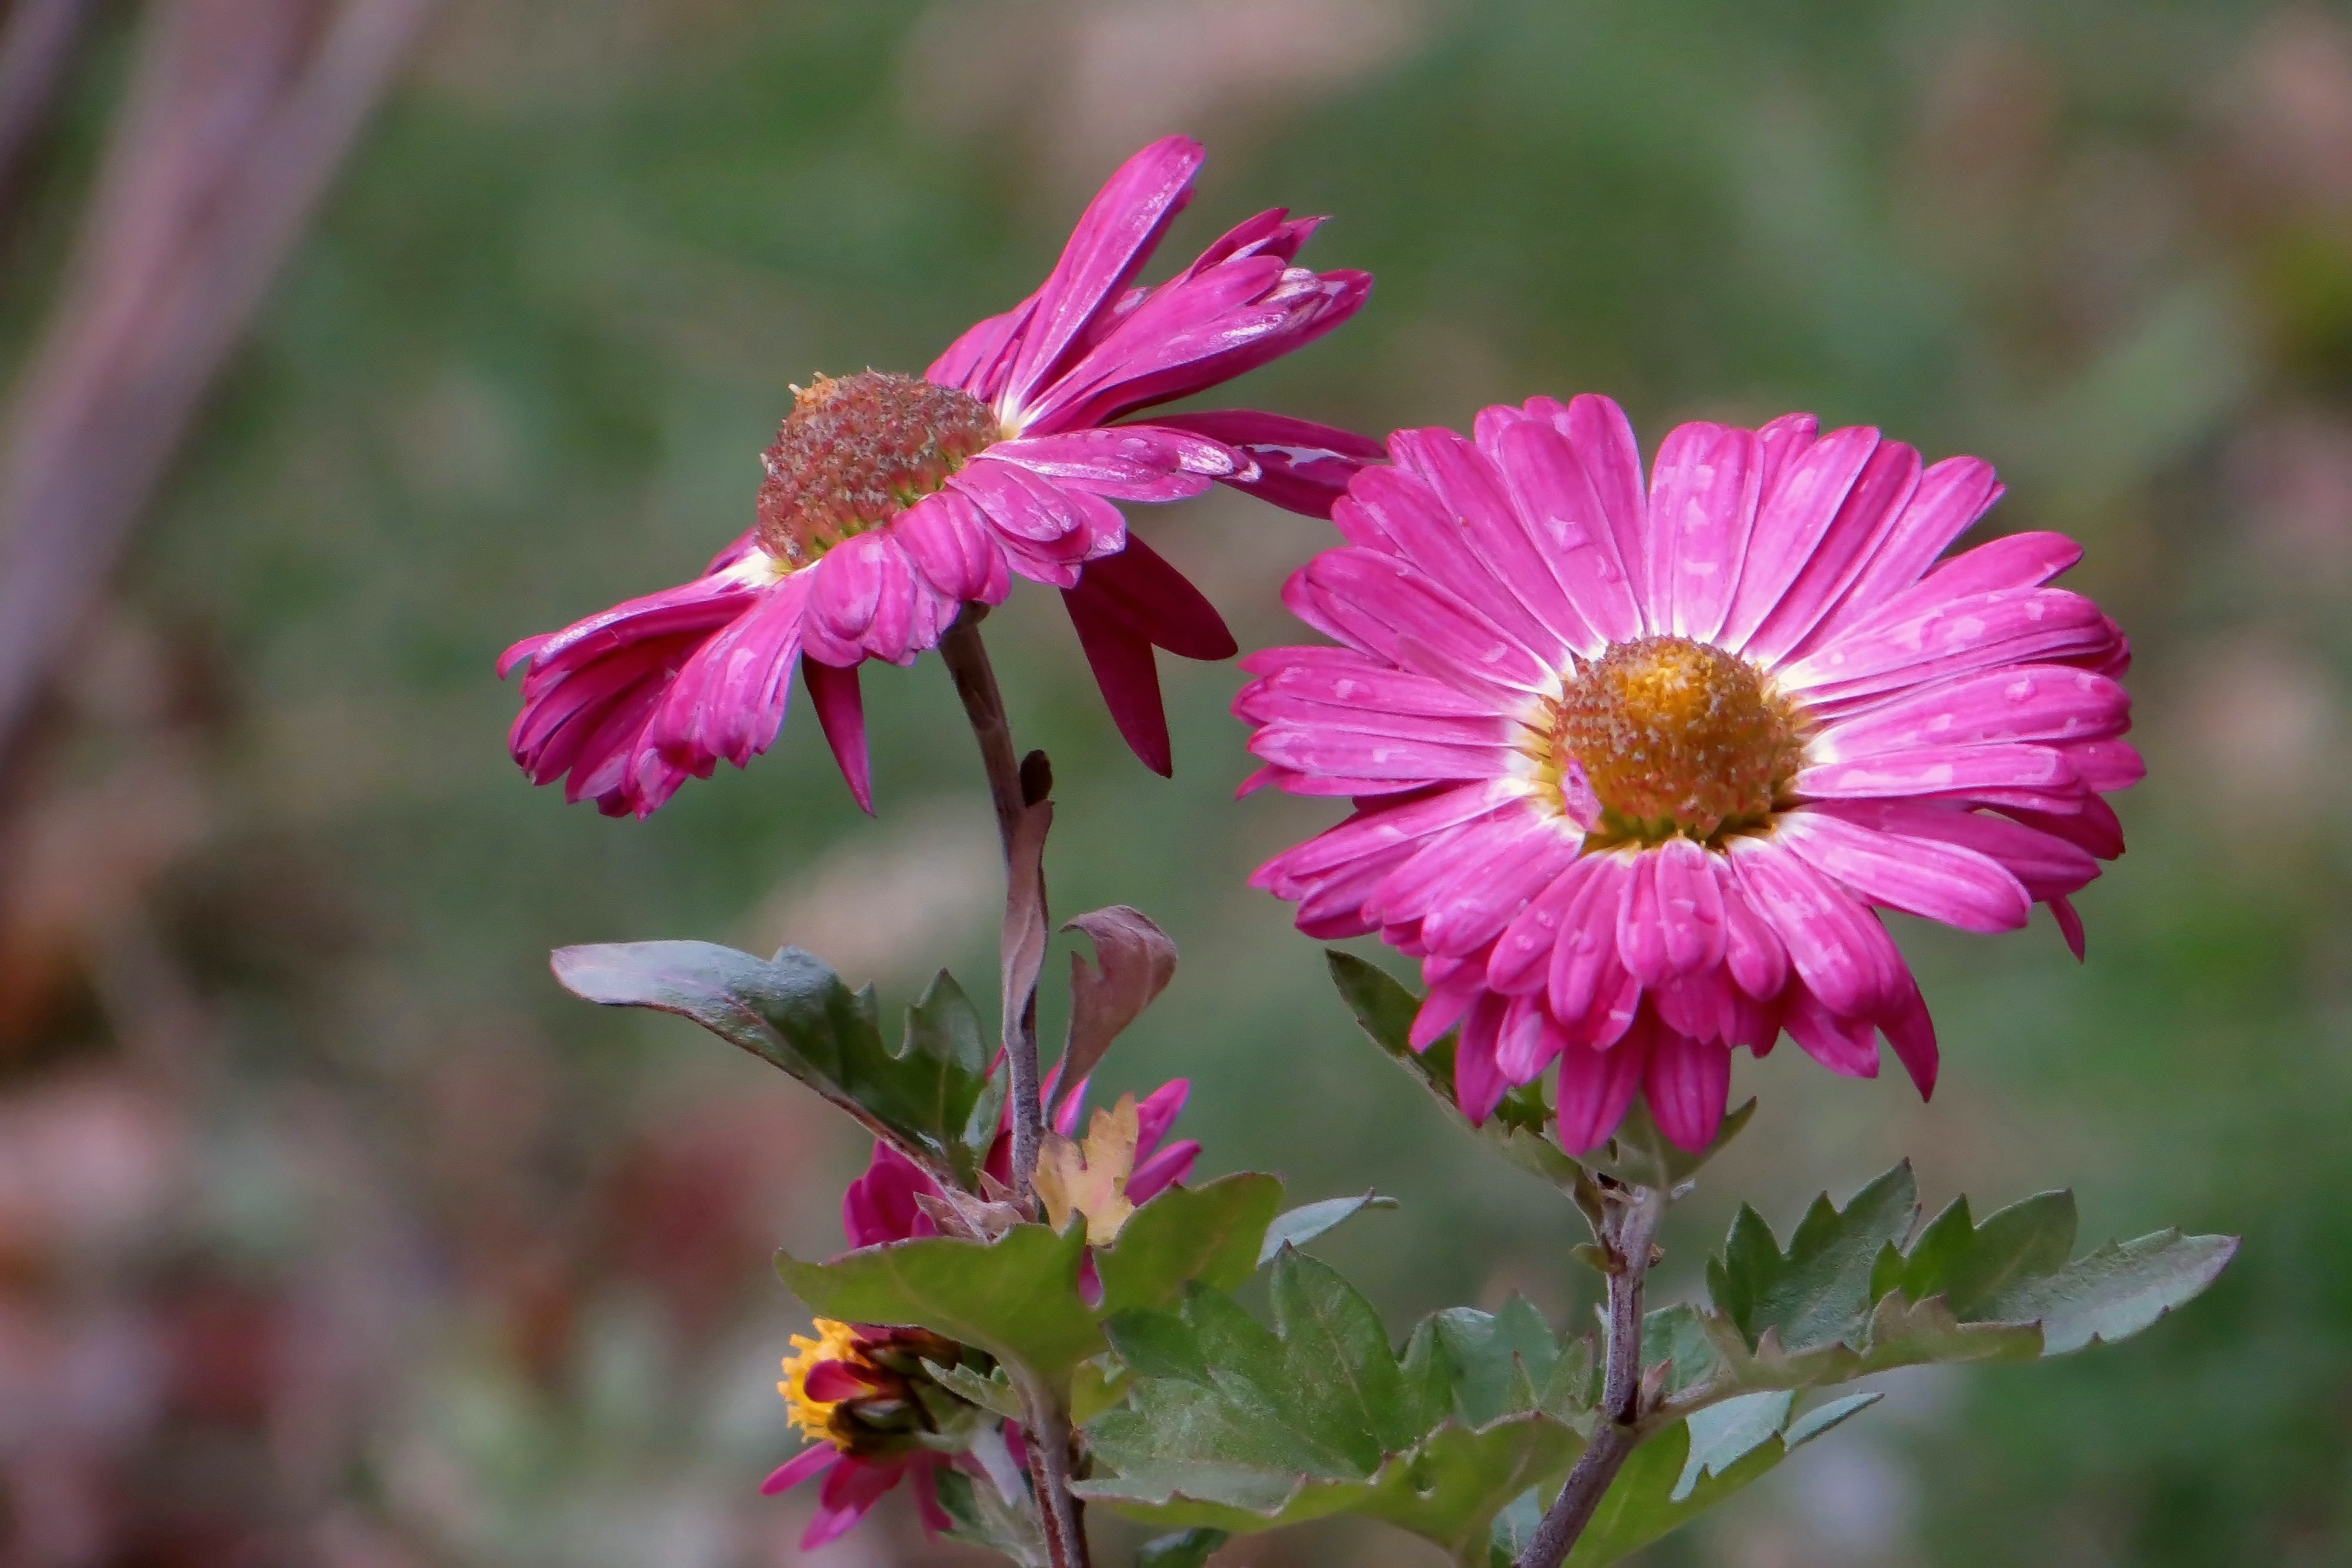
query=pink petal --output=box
[1347,458,1564,661]
[1728,838,1903,1017]
[1074,533,1236,660]
[1487,853,1604,995]
[1455,993,1514,1124]
[1415,820,1585,957]
[805,658,873,813]
[2050,894,2087,960]
[648,578,809,773]
[803,1360,878,1402]
[1805,455,2004,647]
[1796,743,2077,800]
[1645,1030,1733,1151]
[988,426,1237,501]
[1644,421,1762,644]
[1717,425,1880,653]
[1775,809,2031,933]
[1548,850,1638,1023]
[1780,587,2117,707]
[1812,799,2101,900]
[1880,977,1939,1096]
[1147,409,1386,519]
[1811,664,2129,762]
[1397,424,1599,658]
[1130,1139,1201,1204]
[1061,581,1171,775]
[762,1445,841,1497]
[1784,988,1883,1078]
[1003,136,1204,416]
[894,491,1012,606]
[1615,848,1674,989]
[1544,394,1653,630]
[1716,856,1790,1000]
[1740,438,1921,666]
[1555,1029,1650,1153]
[1488,415,1640,652]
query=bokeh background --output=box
[1,0,2346,1562]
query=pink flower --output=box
[842,1074,1200,1249]
[501,136,1377,816]
[1241,397,2138,1153]
[761,1075,1198,1542]
[761,1317,965,1549]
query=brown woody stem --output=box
[1515,1185,1666,1568]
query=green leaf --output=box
[1559,1411,1810,1566]
[1592,1097,1757,1192]
[1258,1192,1400,1266]
[1080,1253,1588,1556]
[1672,1390,1790,1501]
[924,1357,1026,1422]
[1983,1228,2240,1354]
[1137,1529,1230,1568]
[1327,951,1584,1192]
[1707,1162,1919,1353]
[934,1444,1050,1567]
[779,1221,1100,1384]
[1783,1391,1881,1449]
[1098,1175,1285,1316]
[1868,1190,2076,1319]
[554,943,1002,1185]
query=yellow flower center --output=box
[1547,635,1807,846]
[755,371,1001,566]
[779,1317,867,1449]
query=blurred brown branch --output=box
[0,0,95,221]
[0,0,439,772]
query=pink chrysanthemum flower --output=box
[761,1076,1197,1544]
[501,136,1376,816]
[1241,397,2138,1153]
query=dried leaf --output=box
[1036,1093,1141,1243]
[1061,905,1178,1083]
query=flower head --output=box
[1242,397,2138,1153]
[761,1317,982,1547]
[502,136,1378,817]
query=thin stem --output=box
[940,608,1048,1207]
[1015,1370,1094,1568]
[941,609,1084,1567]
[1516,1185,1666,1568]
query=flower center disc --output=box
[1550,635,1805,843]
[756,371,998,565]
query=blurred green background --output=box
[3,0,2347,1562]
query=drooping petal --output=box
[805,658,873,813]
[1555,1029,1650,1154]
[1062,578,1172,776]
[761,1444,841,1497]
[1145,409,1387,518]
[1645,1028,1733,1151]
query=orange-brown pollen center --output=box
[1548,635,1806,845]
[755,371,999,566]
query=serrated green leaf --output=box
[1137,1529,1230,1568]
[1708,1162,1919,1353]
[1070,1355,1130,1426]
[555,943,1001,1185]
[1489,1487,1544,1568]
[1327,951,1584,1191]
[1098,1175,1285,1316]
[1868,1190,2076,1318]
[1258,1192,1399,1265]
[1593,1098,1757,1192]
[1431,1299,1557,1428]
[1078,1254,1586,1554]
[1984,1229,2240,1353]
[778,1221,1099,1384]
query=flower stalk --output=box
[941,606,1048,1209]
[1516,1183,1667,1568]
[941,604,1089,1568]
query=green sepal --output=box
[1591,1097,1757,1192]
[554,942,1003,1187]
[1327,951,1584,1192]
[924,1357,1026,1423]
